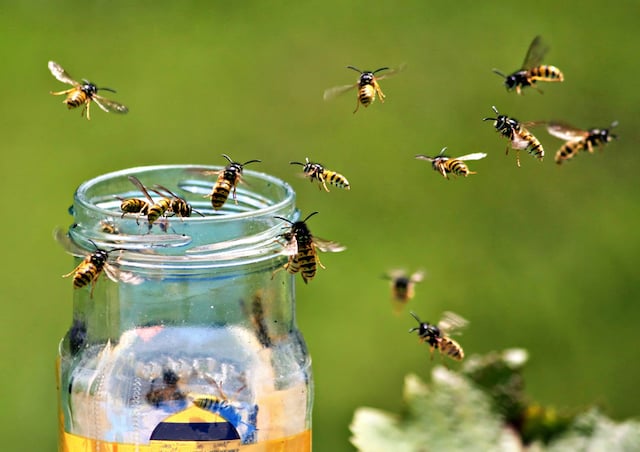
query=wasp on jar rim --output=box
[384,269,425,314]
[545,121,618,165]
[492,36,564,95]
[323,64,404,113]
[273,212,346,284]
[48,61,128,120]
[290,158,351,192]
[416,147,487,179]
[409,311,468,361]
[126,175,173,230]
[196,154,261,211]
[56,228,142,298]
[483,106,544,167]
[150,184,205,219]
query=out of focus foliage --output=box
[351,350,640,451]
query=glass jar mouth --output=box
[64,164,297,269]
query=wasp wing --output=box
[454,152,488,161]
[438,311,469,336]
[128,175,157,204]
[312,237,346,253]
[323,83,358,101]
[546,122,589,142]
[522,36,549,70]
[103,263,144,285]
[92,95,129,114]
[374,63,407,82]
[55,227,88,258]
[279,234,299,257]
[410,270,426,283]
[511,133,536,150]
[48,61,79,86]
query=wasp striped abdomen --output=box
[530,65,564,82]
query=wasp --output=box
[126,175,174,229]
[151,184,204,219]
[99,219,119,235]
[409,311,468,361]
[483,106,544,167]
[274,212,345,284]
[198,154,262,210]
[384,269,425,314]
[48,61,128,120]
[241,290,272,348]
[545,121,618,165]
[492,36,564,95]
[323,65,403,113]
[416,147,487,179]
[57,229,141,298]
[290,158,350,192]
[145,369,186,407]
[118,195,151,224]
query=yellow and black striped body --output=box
[207,156,261,210]
[505,66,564,94]
[61,82,97,110]
[555,126,617,165]
[192,396,231,412]
[350,67,388,113]
[209,171,238,210]
[147,198,172,225]
[529,65,564,83]
[392,276,412,302]
[296,160,350,192]
[438,337,465,361]
[63,249,109,297]
[484,107,544,166]
[168,198,192,218]
[282,221,319,284]
[432,157,476,178]
[120,198,150,218]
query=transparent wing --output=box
[48,61,79,86]
[279,235,299,257]
[128,175,156,204]
[374,63,407,82]
[410,270,426,283]
[522,36,549,70]
[92,95,129,114]
[438,311,469,336]
[546,122,589,141]
[323,83,357,101]
[55,227,87,258]
[511,134,534,150]
[104,263,144,285]
[312,237,346,253]
[454,152,488,161]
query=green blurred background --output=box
[1,1,638,450]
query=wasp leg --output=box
[374,83,386,103]
[353,97,360,114]
[50,88,76,96]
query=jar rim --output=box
[62,164,297,269]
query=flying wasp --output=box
[492,36,564,95]
[545,121,618,165]
[409,311,468,361]
[416,147,487,179]
[198,154,261,210]
[384,269,425,314]
[290,158,350,192]
[483,106,544,167]
[48,61,128,120]
[274,212,346,284]
[323,65,403,113]
[56,229,141,298]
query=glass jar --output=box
[56,165,312,451]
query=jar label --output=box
[59,429,311,451]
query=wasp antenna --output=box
[346,65,362,73]
[373,67,390,74]
[492,68,507,78]
[290,161,304,166]
[100,87,117,93]
[221,154,234,163]
[482,117,496,122]
[242,159,261,166]
[274,216,293,225]
[302,211,319,222]
[409,311,422,324]
[415,154,433,161]
[491,105,499,114]
[438,147,448,156]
